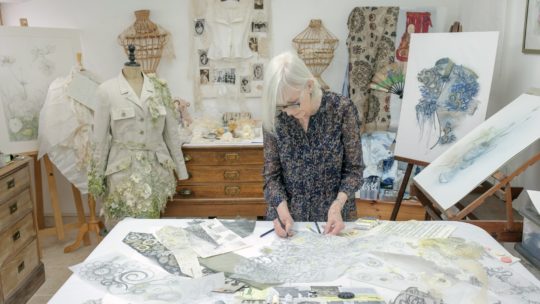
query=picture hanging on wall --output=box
[190,0,271,101]
[0,27,80,154]
[394,32,499,164]
[523,0,540,54]
[414,93,540,211]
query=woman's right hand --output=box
[274,201,294,238]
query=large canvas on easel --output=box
[0,27,80,154]
[394,32,499,163]
[414,94,540,211]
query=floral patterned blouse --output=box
[263,91,364,222]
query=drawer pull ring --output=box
[224,171,240,180]
[224,153,239,161]
[18,261,25,273]
[9,202,18,214]
[12,230,21,241]
[179,189,192,196]
[184,154,193,162]
[7,178,15,189]
[225,186,240,196]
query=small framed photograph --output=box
[240,76,251,93]
[198,49,209,66]
[251,21,267,33]
[254,0,264,9]
[194,19,205,36]
[523,0,540,54]
[199,69,210,85]
[214,68,236,84]
[252,63,264,81]
[248,36,258,53]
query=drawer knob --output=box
[224,170,240,180]
[178,189,192,196]
[12,230,21,241]
[7,178,15,189]
[18,261,25,273]
[224,153,239,161]
[225,186,240,196]
[9,201,18,214]
[184,154,193,162]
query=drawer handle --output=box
[224,153,239,161]
[12,230,21,241]
[225,186,240,196]
[7,178,15,189]
[224,170,240,180]
[178,189,192,196]
[18,261,25,273]
[184,154,192,162]
[9,201,18,214]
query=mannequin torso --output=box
[122,65,144,98]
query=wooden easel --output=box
[390,156,429,221]
[412,151,540,242]
[64,194,105,253]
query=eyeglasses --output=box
[276,101,301,113]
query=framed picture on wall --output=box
[523,0,540,54]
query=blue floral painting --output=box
[415,58,480,149]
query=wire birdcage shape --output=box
[118,10,170,74]
[292,19,338,89]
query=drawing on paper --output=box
[436,125,511,183]
[0,27,80,153]
[394,32,498,164]
[416,57,480,149]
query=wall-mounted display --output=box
[191,0,271,101]
[394,32,499,164]
[0,27,80,154]
[523,0,540,54]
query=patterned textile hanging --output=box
[293,19,338,90]
[118,10,171,74]
[395,12,432,62]
[346,7,399,133]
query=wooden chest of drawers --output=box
[0,158,45,304]
[164,145,268,218]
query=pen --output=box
[259,228,274,238]
[314,221,321,234]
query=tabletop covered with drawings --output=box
[49,218,540,304]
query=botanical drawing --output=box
[0,54,47,141]
[416,57,480,149]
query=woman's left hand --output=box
[324,201,345,235]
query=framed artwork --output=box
[0,27,80,154]
[394,32,499,163]
[414,94,540,211]
[523,0,540,54]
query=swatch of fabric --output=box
[122,232,186,276]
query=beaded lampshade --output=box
[292,19,338,89]
[118,10,170,74]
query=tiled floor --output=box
[28,229,97,304]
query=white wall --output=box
[0,0,472,216]
[497,0,540,200]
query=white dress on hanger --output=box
[37,69,98,194]
[89,73,188,220]
[206,0,253,60]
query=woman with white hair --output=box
[262,51,364,237]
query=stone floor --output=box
[28,228,97,304]
[28,209,540,303]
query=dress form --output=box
[122,45,144,98]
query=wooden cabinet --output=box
[0,158,45,304]
[164,145,268,218]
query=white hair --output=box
[262,51,322,133]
